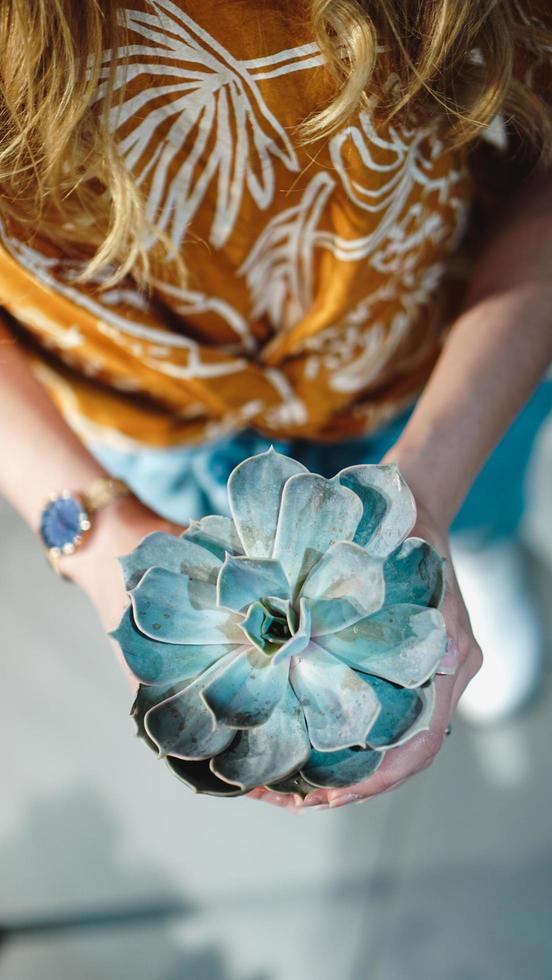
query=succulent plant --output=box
[112,448,451,798]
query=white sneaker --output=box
[452,535,543,725]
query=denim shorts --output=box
[90,380,552,542]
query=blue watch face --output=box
[40,495,89,551]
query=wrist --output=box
[381,436,465,531]
[60,494,183,638]
[60,494,179,590]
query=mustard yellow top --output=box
[0,1,523,449]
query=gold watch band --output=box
[81,477,131,514]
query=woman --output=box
[1,0,551,810]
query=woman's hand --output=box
[248,494,483,812]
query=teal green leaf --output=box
[184,515,243,558]
[201,646,290,728]
[210,686,310,791]
[111,606,231,685]
[132,680,190,753]
[289,644,380,751]
[271,598,312,664]
[228,447,307,558]
[301,541,385,635]
[364,675,423,748]
[384,537,445,607]
[217,555,289,612]
[335,464,416,558]
[131,567,243,644]
[144,651,241,758]
[166,756,246,796]
[318,603,447,688]
[300,745,383,789]
[118,531,221,590]
[273,473,363,593]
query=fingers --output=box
[450,639,483,714]
[248,657,474,812]
[246,786,305,810]
[326,671,456,807]
[439,576,483,714]
[246,662,459,811]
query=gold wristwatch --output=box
[39,476,131,576]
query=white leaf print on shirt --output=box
[97,0,324,249]
[0,221,251,388]
[148,277,257,353]
[322,110,466,263]
[239,110,467,333]
[302,264,450,393]
[239,171,336,330]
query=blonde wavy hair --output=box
[0,0,551,287]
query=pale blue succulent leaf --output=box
[301,541,385,609]
[118,531,221,590]
[166,756,246,796]
[182,515,243,561]
[273,473,363,593]
[132,680,191,752]
[185,578,218,610]
[111,606,231,685]
[228,447,307,558]
[384,537,445,607]
[289,644,381,751]
[301,541,385,637]
[210,686,311,791]
[144,650,241,758]
[240,601,279,655]
[336,464,416,559]
[201,645,290,728]
[318,603,447,688]
[301,540,386,635]
[146,690,234,761]
[265,596,290,616]
[133,679,186,721]
[363,675,423,748]
[305,597,366,637]
[271,598,311,664]
[131,566,243,645]
[300,745,383,789]
[264,771,321,796]
[217,556,290,612]
[389,681,436,747]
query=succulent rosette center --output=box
[112,448,452,798]
[242,598,296,651]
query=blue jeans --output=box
[90,381,552,542]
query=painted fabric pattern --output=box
[0,0,511,449]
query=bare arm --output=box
[389,167,552,525]
[0,325,178,637]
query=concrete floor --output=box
[1,417,552,980]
